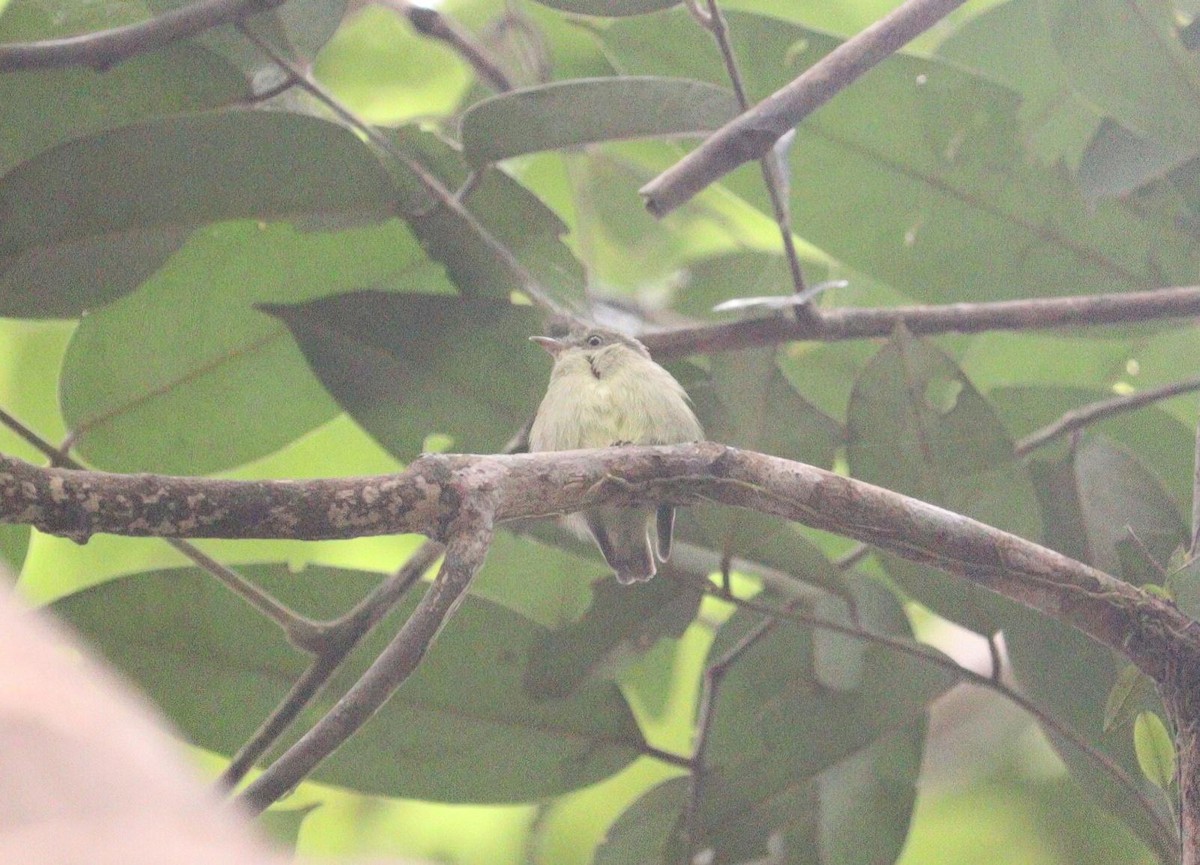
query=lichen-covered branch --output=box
[2,444,1196,686]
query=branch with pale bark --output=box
[3,444,1195,681]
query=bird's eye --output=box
[586,334,603,347]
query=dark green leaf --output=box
[59,220,431,474]
[460,77,738,165]
[0,111,396,318]
[53,564,645,801]
[263,291,546,460]
[0,2,249,175]
[694,574,953,863]
[990,385,1195,513]
[0,523,30,573]
[524,566,703,699]
[594,777,688,865]
[384,127,584,306]
[1006,608,1175,861]
[529,0,679,16]
[847,328,1040,630]
[1078,120,1199,201]
[151,0,346,96]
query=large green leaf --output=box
[0,1,249,175]
[460,77,738,165]
[59,220,436,474]
[1039,0,1200,147]
[263,291,547,460]
[935,0,1101,167]
[602,10,1200,303]
[0,110,396,318]
[52,564,646,802]
[693,575,953,864]
[846,328,1041,631]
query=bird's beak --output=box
[529,336,566,357]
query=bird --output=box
[528,326,704,584]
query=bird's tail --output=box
[582,508,656,584]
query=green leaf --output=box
[1104,664,1156,733]
[258,804,320,851]
[460,77,738,165]
[990,384,1195,513]
[694,574,954,863]
[1045,436,1186,582]
[847,327,1040,631]
[0,2,249,175]
[263,292,547,460]
[0,523,30,573]
[603,10,1200,303]
[384,127,584,306]
[1003,568,1176,861]
[1078,120,1199,201]
[529,0,679,16]
[52,564,646,802]
[59,220,432,474]
[524,567,703,699]
[594,777,688,865]
[151,0,346,96]
[1133,711,1176,792]
[1039,0,1200,147]
[935,0,1101,167]
[0,111,396,318]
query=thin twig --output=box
[1015,374,1200,457]
[710,587,1180,862]
[383,0,512,92]
[239,517,494,814]
[218,540,442,789]
[641,0,969,216]
[0,0,285,72]
[236,24,572,318]
[641,285,1200,358]
[0,406,320,640]
[698,0,810,308]
[685,605,783,857]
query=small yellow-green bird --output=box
[529,326,704,584]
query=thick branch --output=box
[2,444,1196,684]
[0,0,283,72]
[642,285,1200,358]
[640,0,968,216]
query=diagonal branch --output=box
[0,0,284,72]
[640,0,969,216]
[238,505,495,813]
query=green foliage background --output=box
[2,0,1198,862]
